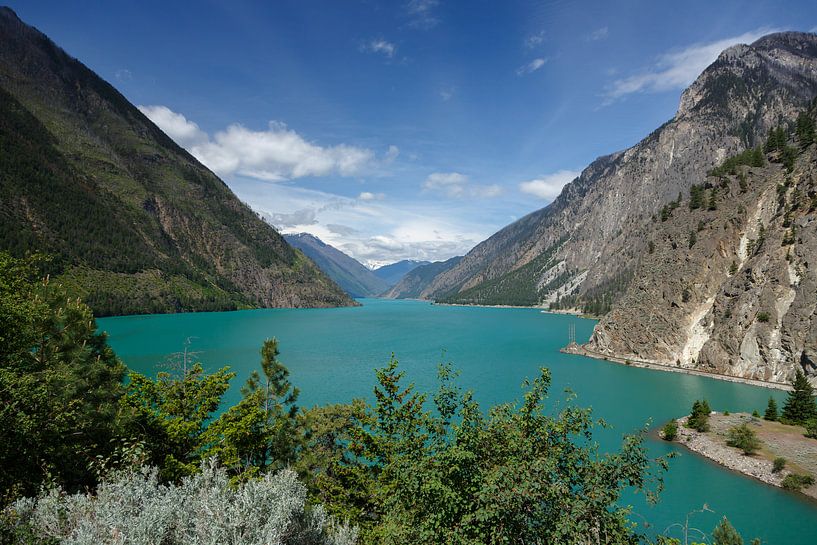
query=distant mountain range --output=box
[385,31,817,384]
[373,260,431,286]
[0,7,352,315]
[284,233,389,297]
[284,234,436,298]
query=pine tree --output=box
[688,399,711,432]
[781,369,817,424]
[713,516,744,545]
[764,397,778,421]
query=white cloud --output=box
[364,38,397,58]
[587,26,608,41]
[422,172,502,199]
[439,86,455,101]
[406,0,440,29]
[525,31,545,49]
[516,58,547,76]
[605,28,776,102]
[519,170,580,200]
[358,191,385,201]
[115,68,132,81]
[236,181,489,268]
[139,105,386,181]
[138,105,208,147]
[423,172,469,196]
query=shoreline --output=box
[432,301,596,318]
[562,344,793,391]
[671,415,817,500]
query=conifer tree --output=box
[781,369,817,424]
[764,397,778,421]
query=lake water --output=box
[98,298,817,544]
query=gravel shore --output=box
[672,414,817,499]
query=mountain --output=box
[411,32,817,309]
[400,31,817,382]
[373,260,431,287]
[284,233,389,297]
[586,103,817,384]
[0,7,353,316]
[384,256,462,299]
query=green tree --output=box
[662,420,678,441]
[726,424,761,455]
[120,363,235,481]
[687,400,711,432]
[322,357,668,544]
[796,112,815,149]
[713,516,744,545]
[708,188,718,211]
[781,370,817,424]
[205,338,302,478]
[764,397,778,421]
[0,253,125,503]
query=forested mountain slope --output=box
[0,7,352,315]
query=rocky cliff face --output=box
[401,32,817,314]
[0,8,353,315]
[588,113,817,384]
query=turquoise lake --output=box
[98,298,817,544]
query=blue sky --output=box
[9,1,817,266]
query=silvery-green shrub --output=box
[9,459,356,545]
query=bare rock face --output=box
[588,131,817,384]
[403,32,817,307]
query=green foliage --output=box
[709,147,764,177]
[764,126,799,172]
[764,397,778,421]
[756,312,770,323]
[781,473,815,491]
[437,239,565,307]
[708,188,719,211]
[689,184,706,210]
[796,112,815,149]
[314,357,668,544]
[804,418,817,439]
[772,457,786,473]
[662,420,679,441]
[729,261,738,275]
[0,253,126,504]
[120,363,235,481]
[687,400,711,432]
[726,424,761,455]
[713,516,744,545]
[781,370,817,425]
[205,338,303,478]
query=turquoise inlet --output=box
[99,299,817,544]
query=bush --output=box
[781,473,815,491]
[805,418,817,439]
[726,424,761,455]
[8,459,357,545]
[756,312,770,323]
[662,420,678,441]
[772,457,786,473]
